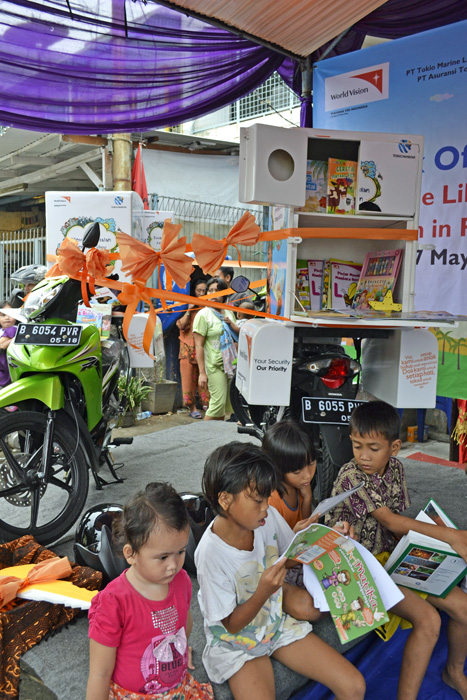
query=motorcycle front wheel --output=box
[0,411,89,545]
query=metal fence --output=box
[0,228,46,300]
[190,71,300,132]
[152,195,269,282]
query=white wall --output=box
[143,150,246,209]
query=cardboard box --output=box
[406,425,429,442]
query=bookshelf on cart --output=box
[239,124,427,329]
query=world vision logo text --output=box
[324,62,389,112]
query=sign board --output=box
[313,21,467,316]
[45,191,144,284]
[142,210,174,251]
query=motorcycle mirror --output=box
[82,222,101,250]
[230,275,250,293]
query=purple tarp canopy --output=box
[1,0,467,133]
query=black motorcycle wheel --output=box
[229,377,253,426]
[0,411,89,545]
[315,440,341,504]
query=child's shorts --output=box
[202,615,312,685]
[109,673,214,700]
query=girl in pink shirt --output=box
[87,482,213,700]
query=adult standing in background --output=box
[176,278,210,419]
[193,277,236,421]
[216,265,252,307]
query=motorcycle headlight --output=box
[22,283,62,320]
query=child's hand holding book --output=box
[293,513,321,533]
[292,513,355,540]
[332,520,355,539]
[258,557,287,597]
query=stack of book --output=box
[295,258,362,312]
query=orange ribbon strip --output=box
[117,279,159,358]
[0,557,72,609]
[191,211,261,276]
[45,222,306,355]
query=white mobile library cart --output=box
[236,124,454,411]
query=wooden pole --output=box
[111,133,132,191]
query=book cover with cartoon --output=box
[352,248,403,310]
[327,159,357,215]
[283,523,389,643]
[328,260,362,310]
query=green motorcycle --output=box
[0,224,131,544]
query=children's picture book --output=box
[297,160,328,213]
[327,158,357,215]
[328,259,362,310]
[307,259,325,311]
[295,259,311,312]
[417,498,467,593]
[282,523,391,643]
[352,248,403,311]
[384,501,467,598]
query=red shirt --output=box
[89,569,191,694]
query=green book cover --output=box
[283,523,388,643]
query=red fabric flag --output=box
[132,143,149,210]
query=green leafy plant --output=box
[118,374,152,421]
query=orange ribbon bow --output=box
[191,212,261,276]
[116,219,193,289]
[46,237,112,305]
[0,557,72,609]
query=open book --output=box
[281,523,402,643]
[384,499,467,597]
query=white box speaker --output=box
[239,124,308,207]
